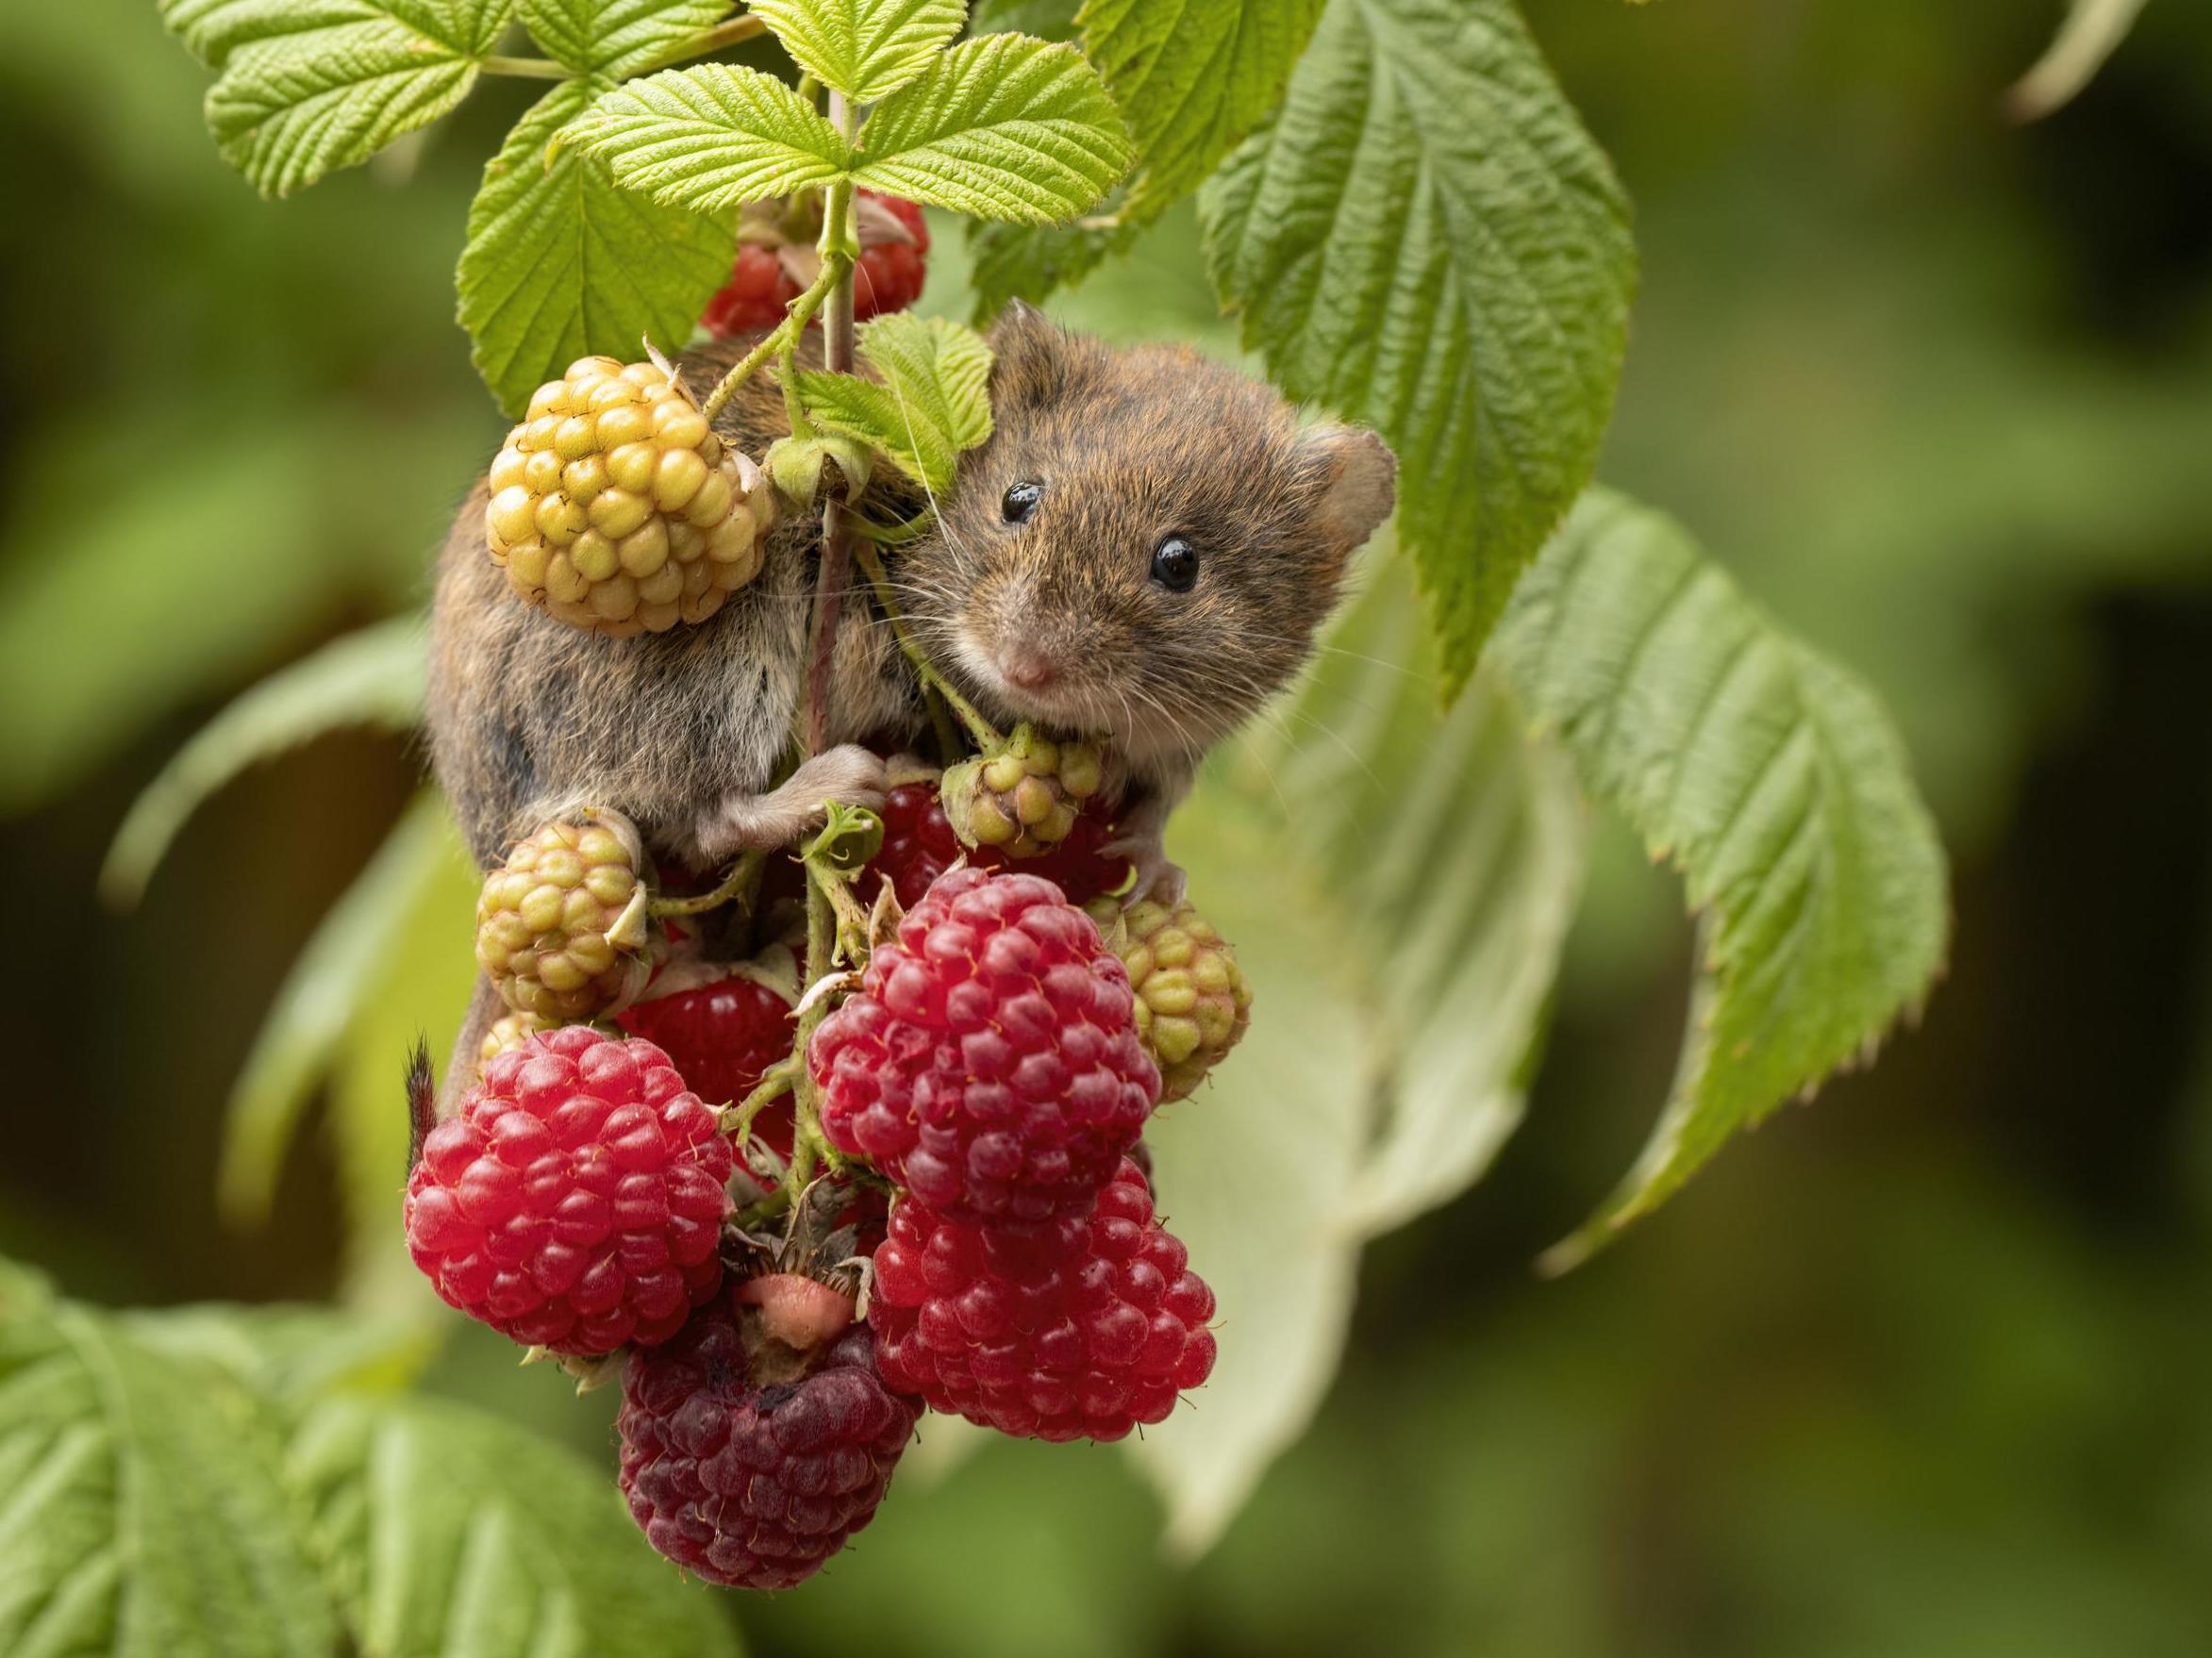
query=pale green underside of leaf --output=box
[752,0,969,102]
[563,63,854,210]
[1201,0,1635,693]
[520,0,733,78]
[1131,547,1585,1550]
[219,792,460,1229]
[853,33,1133,223]
[1491,489,1949,1267]
[1079,0,1322,219]
[289,1394,739,1658]
[195,0,512,196]
[0,1278,336,1658]
[461,76,736,416]
[795,311,993,493]
[100,615,425,908]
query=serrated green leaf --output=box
[289,1394,740,1658]
[460,77,736,416]
[197,0,513,196]
[752,0,969,102]
[1080,0,1322,219]
[561,63,854,212]
[1202,0,1635,693]
[968,0,1076,35]
[126,1304,438,1407]
[1128,547,1584,1551]
[101,616,425,909]
[220,793,466,1229]
[520,0,731,78]
[159,0,385,66]
[1490,490,1949,1268]
[794,311,993,494]
[0,1280,338,1658]
[965,212,1131,322]
[853,32,1132,223]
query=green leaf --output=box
[288,1393,740,1658]
[460,77,737,416]
[126,1304,439,1407]
[1079,0,1323,219]
[852,33,1133,223]
[1202,0,1636,693]
[0,1274,338,1658]
[561,63,855,211]
[520,0,731,78]
[965,213,1131,323]
[2006,0,2148,120]
[220,793,470,1229]
[191,0,514,196]
[1489,489,1949,1268]
[1128,547,1585,1551]
[793,312,994,494]
[101,616,425,909]
[751,0,969,102]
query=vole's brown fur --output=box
[426,304,1394,1103]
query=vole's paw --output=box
[1100,831,1187,910]
[696,745,887,860]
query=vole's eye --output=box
[1002,480,1043,523]
[1150,535,1200,593]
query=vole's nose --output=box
[997,643,1056,691]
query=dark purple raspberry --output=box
[869,1158,1217,1442]
[619,1301,918,1588]
[807,867,1160,1225]
[404,1026,732,1354]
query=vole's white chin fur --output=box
[949,629,1199,777]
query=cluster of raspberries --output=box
[404,768,1229,1591]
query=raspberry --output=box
[870,1159,1215,1441]
[618,970,797,1155]
[941,724,1106,856]
[870,775,1130,908]
[619,1303,917,1589]
[476,814,655,1021]
[485,355,774,637]
[1087,898,1252,1102]
[701,191,930,340]
[404,1027,733,1354]
[700,243,790,338]
[808,868,1159,1224]
[479,1010,557,1071]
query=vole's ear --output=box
[1298,423,1397,553]
[987,300,1078,411]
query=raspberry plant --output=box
[0,0,1982,1637]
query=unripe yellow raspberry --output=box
[475,812,656,1020]
[484,355,775,637]
[940,724,1106,856]
[1088,897,1252,1102]
[478,1011,617,1073]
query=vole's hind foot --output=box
[695,743,888,862]
[1100,829,1188,910]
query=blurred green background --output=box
[7,2,2212,1653]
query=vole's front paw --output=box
[696,745,887,860]
[1100,830,1187,909]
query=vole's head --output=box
[896,306,1395,774]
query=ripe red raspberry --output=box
[618,973,796,1156]
[870,1159,1215,1441]
[405,1027,732,1354]
[701,192,929,340]
[701,243,790,338]
[870,778,1130,908]
[851,191,929,320]
[808,868,1159,1224]
[619,1302,918,1588]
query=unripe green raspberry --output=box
[1088,897,1251,1102]
[485,356,775,638]
[476,812,655,1021]
[941,724,1105,856]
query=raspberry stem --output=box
[851,539,1003,750]
[649,846,767,919]
[722,1062,796,1143]
[700,254,848,423]
[804,102,861,756]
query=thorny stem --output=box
[805,94,862,756]
[722,1062,795,1143]
[850,540,1003,749]
[700,257,846,423]
[649,846,766,918]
